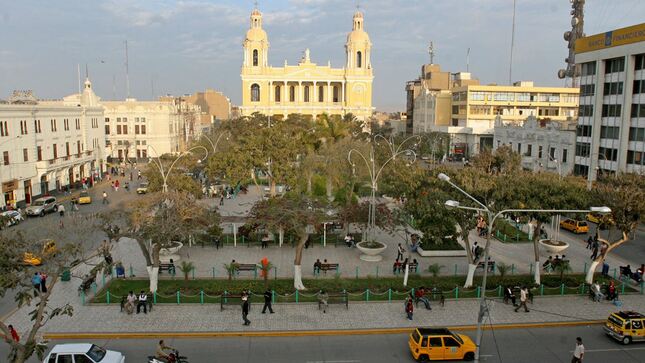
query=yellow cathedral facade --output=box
[240,8,374,120]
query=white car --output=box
[44,344,125,363]
[1,210,23,227]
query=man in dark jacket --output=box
[262,288,274,314]
[242,295,251,325]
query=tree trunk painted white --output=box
[586,260,601,284]
[464,263,477,288]
[294,265,305,290]
[534,260,541,285]
[146,266,160,293]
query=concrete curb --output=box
[43,320,605,340]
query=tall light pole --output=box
[201,132,230,154]
[438,172,610,363]
[147,145,208,193]
[348,134,419,243]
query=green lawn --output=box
[494,219,531,243]
[91,273,638,304]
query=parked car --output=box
[1,210,23,227]
[408,327,476,361]
[25,196,58,217]
[137,182,149,194]
[586,212,614,228]
[604,311,645,345]
[43,343,125,363]
[23,239,57,266]
[78,190,92,204]
[559,218,589,234]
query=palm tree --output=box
[553,260,572,282]
[427,263,444,277]
[178,260,195,281]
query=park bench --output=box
[319,291,348,310]
[408,262,418,273]
[320,263,340,274]
[415,287,445,308]
[220,292,251,311]
[477,260,496,273]
[77,275,95,296]
[236,264,258,275]
[158,263,176,274]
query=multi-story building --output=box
[103,98,200,162]
[573,23,645,182]
[493,115,577,176]
[449,80,579,157]
[0,79,105,209]
[405,64,458,135]
[240,8,374,120]
[183,89,231,124]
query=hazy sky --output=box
[1,0,643,111]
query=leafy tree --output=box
[471,145,521,175]
[494,171,589,284]
[143,167,203,196]
[127,191,216,292]
[586,174,645,283]
[0,217,103,363]
[247,193,324,290]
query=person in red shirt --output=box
[7,325,19,342]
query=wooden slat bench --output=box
[318,291,348,310]
[477,260,496,273]
[319,263,339,275]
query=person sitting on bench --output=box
[136,290,148,314]
[590,282,604,302]
[414,287,431,310]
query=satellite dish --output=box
[564,31,572,41]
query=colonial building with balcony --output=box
[0,79,105,209]
[493,115,577,176]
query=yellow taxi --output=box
[604,311,645,345]
[586,213,614,226]
[23,240,57,266]
[78,191,92,204]
[559,218,589,234]
[408,327,476,361]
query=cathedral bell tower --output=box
[243,7,269,68]
[345,10,372,73]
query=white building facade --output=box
[102,99,200,162]
[573,23,645,181]
[493,115,576,176]
[0,80,105,209]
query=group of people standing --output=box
[31,272,48,295]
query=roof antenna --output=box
[85,64,89,79]
[428,41,435,65]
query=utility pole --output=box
[125,40,130,98]
[509,0,517,85]
[558,0,585,87]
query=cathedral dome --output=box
[346,10,370,45]
[246,27,268,42]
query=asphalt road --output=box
[0,176,145,320]
[1,325,643,363]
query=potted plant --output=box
[538,239,569,254]
[356,240,387,262]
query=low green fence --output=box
[85,280,643,306]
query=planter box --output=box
[538,239,569,254]
[417,246,467,257]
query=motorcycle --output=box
[147,349,189,363]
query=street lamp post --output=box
[348,134,419,242]
[438,172,610,363]
[201,132,230,154]
[147,145,208,193]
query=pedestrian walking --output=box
[32,272,41,295]
[514,286,530,312]
[137,171,141,180]
[318,290,329,313]
[102,191,108,204]
[115,180,120,192]
[405,297,414,320]
[219,194,224,206]
[590,245,598,260]
[40,272,48,293]
[136,290,148,314]
[8,324,19,342]
[242,295,251,325]
[571,337,584,363]
[585,236,593,249]
[396,243,405,260]
[262,289,274,314]
[58,204,65,217]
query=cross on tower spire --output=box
[254,0,258,9]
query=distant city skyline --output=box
[1,0,643,112]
